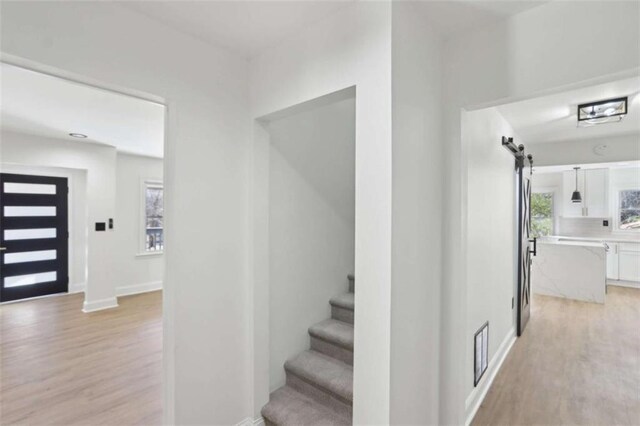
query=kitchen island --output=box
[531,240,607,303]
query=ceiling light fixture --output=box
[69,133,88,138]
[577,97,627,127]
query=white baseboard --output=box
[69,282,86,294]
[608,280,640,289]
[79,281,161,312]
[82,297,119,313]
[465,327,516,426]
[116,280,163,297]
[236,417,264,426]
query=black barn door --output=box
[517,165,533,336]
[0,173,68,302]
[502,137,535,337]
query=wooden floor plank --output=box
[4,285,637,425]
[1,291,162,425]
[472,286,640,426]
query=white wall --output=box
[249,3,392,423]
[114,152,164,295]
[1,2,250,424]
[266,97,355,391]
[0,161,88,293]
[0,130,117,310]
[0,140,164,298]
[5,1,639,424]
[441,2,640,423]
[463,107,518,411]
[529,134,640,167]
[389,3,443,424]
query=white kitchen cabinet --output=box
[585,169,608,217]
[618,243,640,282]
[606,242,640,284]
[606,243,619,280]
[619,253,640,281]
[562,168,608,217]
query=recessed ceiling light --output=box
[69,133,88,138]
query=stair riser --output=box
[310,337,353,365]
[331,306,354,324]
[286,373,352,418]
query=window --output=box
[144,182,164,252]
[619,189,640,230]
[531,192,554,238]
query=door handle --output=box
[0,247,6,251]
[529,238,537,257]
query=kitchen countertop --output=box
[546,235,640,244]
[538,240,606,248]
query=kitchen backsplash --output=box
[558,217,612,237]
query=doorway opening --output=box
[0,61,166,424]
[464,74,640,425]
[251,87,356,424]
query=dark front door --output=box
[0,173,68,302]
[517,164,533,336]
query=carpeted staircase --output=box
[261,275,355,426]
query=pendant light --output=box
[571,167,582,203]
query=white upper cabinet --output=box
[585,169,609,217]
[562,168,609,217]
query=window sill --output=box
[136,251,164,258]
[611,230,640,236]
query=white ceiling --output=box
[119,1,354,58]
[413,0,548,37]
[119,1,548,58]
[498,76,640,145]
[1,63,165,158]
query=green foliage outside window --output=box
[619,189,640,230]
[531,192,553,237]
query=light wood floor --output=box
[473,285,640,425]
[1,291,162,425]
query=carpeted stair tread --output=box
[261,386,351,426]
[284,350,353,403]
[329,293,354,311]
[309,319,354,350]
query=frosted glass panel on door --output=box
[4,228,57,240]
[3,182,56,194]
[4,271,57,288]
[4,250,57,264]
[4,206,57,217]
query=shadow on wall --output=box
[266,96,356,225]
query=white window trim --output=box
[138,178,164,256]
[612,183,640,235]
